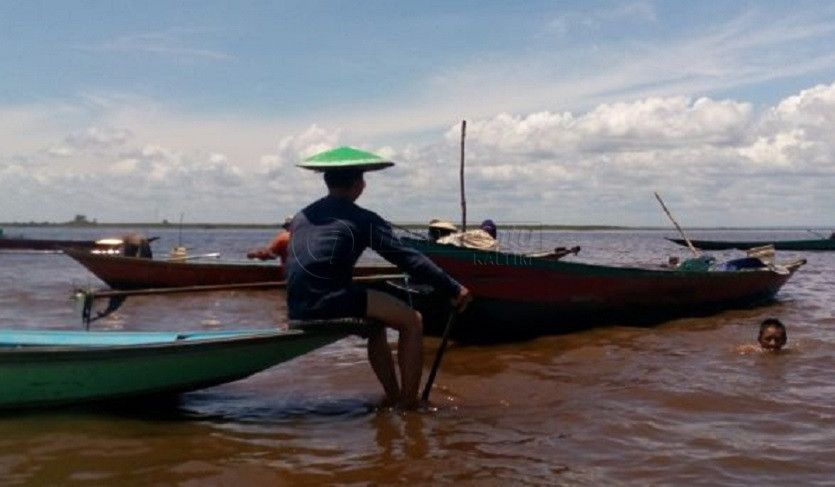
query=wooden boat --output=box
[666,237,835,251]
[403,238,806,342]
[64,248,397,290]
[0,328,347,410]
[0,236,116,253]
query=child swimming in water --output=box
[757,318,787,352]
[736,318,788,354]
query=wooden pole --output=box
[78,273,407,299]
[166,252,221,262]
[460,120,467,232]
[421,311,456,402]
[654,192,700,257]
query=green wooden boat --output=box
[403,238,806,342]
[0,328,346,410]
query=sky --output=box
[2,0,835,227]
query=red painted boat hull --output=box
[64,249,395,290]
[405,239,805,341]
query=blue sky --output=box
[2,1,835,227]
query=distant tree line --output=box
[69,214,97,225]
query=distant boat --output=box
[0,328,347,410]
[666,236,835,251]
[64,248,397,290]
[0,236,117,253]
[403,238,806,342]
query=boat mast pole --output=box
[654,192,700,257]
[460,120,467,232]
[420,120,467,401]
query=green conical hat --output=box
[297,146,395,172]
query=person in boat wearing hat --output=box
[427,219,458,242]
[287,147,472,410]
[246,215,293,263]
[435,218,499,251]
[480,219,497,239]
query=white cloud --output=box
[742,82,835,170]
[3,81,835,226]
[577,97,752,145]
[80,30,230,61]
[546,1,657,37]
[46,146,74,157]
[262,125,342,177]
[772,83,835,126]
[739,130,810,168]
[66,126,132,150]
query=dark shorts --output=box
[306,285,368,319]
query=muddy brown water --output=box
[1,226,833,486]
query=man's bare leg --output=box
[366,289,424,409]
[366,325,400,404]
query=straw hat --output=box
[297,146,395,172]
[428,219,458,232]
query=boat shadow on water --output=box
[0,392,381,423]
[179,391,382,422]
[0,393,189,420]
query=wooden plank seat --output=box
[288,317,383,338]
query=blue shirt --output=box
[286,195,461,319]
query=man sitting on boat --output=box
[247,215,292,263]
[121,233,153,258]
[287,147,471,410]
[427,219,458,242]
[435,219,499,251]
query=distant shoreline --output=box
[0,222,828,232]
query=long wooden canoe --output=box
[0,236,115,253]
[666,237,835,251]
[64,248,396,290]
[404,238,806,342]
[0,328,347,410]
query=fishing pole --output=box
[654,192,700,257]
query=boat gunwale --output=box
[666,236,835,251]
[0,329,348,361]
[402,237,805,278]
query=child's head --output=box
[758,318,787,352]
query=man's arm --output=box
[247,231,289,262]
[368,217,464,299]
